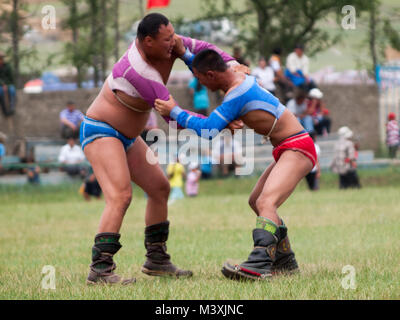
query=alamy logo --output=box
[41,5,56,30]
[341,5,356,30]
[41,265,56,290]
[341,265,356,290]
[145,122,256,176]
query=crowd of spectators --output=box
[233,44,333,138]
[2,42,399,194]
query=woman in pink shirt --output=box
[185,162,201,197]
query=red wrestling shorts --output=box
[272,131,317,167]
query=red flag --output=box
[147,0,170,9]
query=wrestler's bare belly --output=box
[86,47,177,139]
[240,109,305,147]
[86,81,152,139]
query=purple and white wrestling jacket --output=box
[107,35,239,124]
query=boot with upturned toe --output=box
[86,232,135,285]
[141,221,193,278]
[271,220,299,274]
[222,228,278,281]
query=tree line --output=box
[196,0,400,78]
[0,0,399,88]
[0,0,134,88]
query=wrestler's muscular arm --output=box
[127,70,206,128]
[169,35,245,130]
[155,95,243,139]
[135,34,244,129]
[176,35,249,74]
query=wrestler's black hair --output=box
[192,49,228,74]
[137,13,169,41]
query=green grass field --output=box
[0,168,399,300]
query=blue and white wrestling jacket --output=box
[170,75,286,139]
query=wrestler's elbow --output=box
[209,127,220,138]
[202,127,222,140]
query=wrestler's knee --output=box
[255,194,277,214]
[159,178,171,200]
[107,187,133,211]
[148,178,170,202]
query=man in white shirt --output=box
[58,137,86,176]
[252,57,276,95]
[286,45,309,76]
[285,44,316,91]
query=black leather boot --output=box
[272,221,299,274]
[222,228,279,280]
[86,233,135,285]
[141,221,193,278]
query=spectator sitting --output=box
[252,56,276,95]
[386,112,399,159]
[269,48,283,80]
[286,90,315,133]
[0,132,6,174]
[185,162,201,197]
[140,110,158,145]
[188,76,210,116]
[58,137,86,177]
[80,172,102,201]
[269,48,294,103]
[308,88,331,136]
[59,101,84,139]
[22,155,41,185]
[0,52,16,117]
[285,44,317,92]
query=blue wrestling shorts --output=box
[80,116,136,151]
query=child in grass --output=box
[185,162,201,197]
[167,157,186,204]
